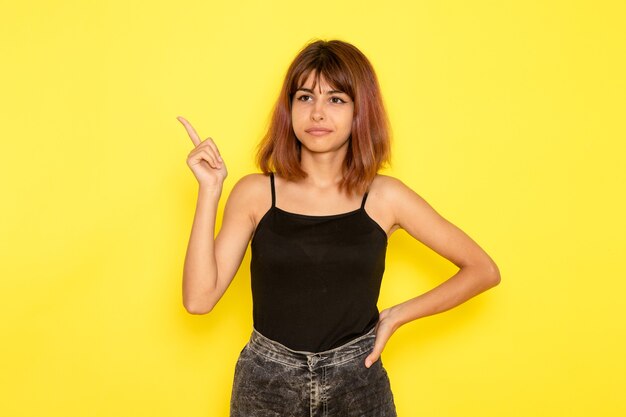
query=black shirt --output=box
[250,172,388,352]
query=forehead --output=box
[297,70,341,94]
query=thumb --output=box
[364,341,385,368]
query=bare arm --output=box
[182,179,256,314]
[385,177,501,326]
[182,184,221,313]
[364,176,501,367]
[177,116,255,314]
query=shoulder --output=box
[361,174,418,235]
[369,174,415,200]
[231,172,270,192]
[369,174,434,227]
[228,172,271,204]
[226,172,272,223]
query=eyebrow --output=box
[296,87,347,95]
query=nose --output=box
[311,101,325,121]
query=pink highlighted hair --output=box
[255,39,392,196]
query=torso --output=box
[248,171,392,352]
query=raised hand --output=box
[177,116,228,188]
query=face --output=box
[291,71,354,154]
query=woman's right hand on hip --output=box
[177,116,228,188]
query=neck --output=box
[299,149,347,190]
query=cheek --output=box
[291,109,305,128]
[342,111,355,131]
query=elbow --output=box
[185,306,211,315]
[485,261,501,288]
[183,297,215,315]
[183,278,218,315]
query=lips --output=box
[305,127,333,135]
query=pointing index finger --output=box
[177,116,202,147]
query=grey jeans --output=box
[230,325,397,416]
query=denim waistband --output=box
[247,325,377,369]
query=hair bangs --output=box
[291,57,355,100]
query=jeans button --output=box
[307,355,319,367]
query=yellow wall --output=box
[1,0,624,415]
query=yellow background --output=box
[1,0,625,416]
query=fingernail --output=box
[218,155,223,161]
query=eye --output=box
[296,94,312,102]
[330,96,347,104]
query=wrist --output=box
[198,183,223,194]
[387,304,407,331]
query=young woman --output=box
[178,39,500,416]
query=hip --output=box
[230,325,397,416]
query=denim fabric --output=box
[230,325,397,416]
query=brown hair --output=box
[255,39,392,196]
